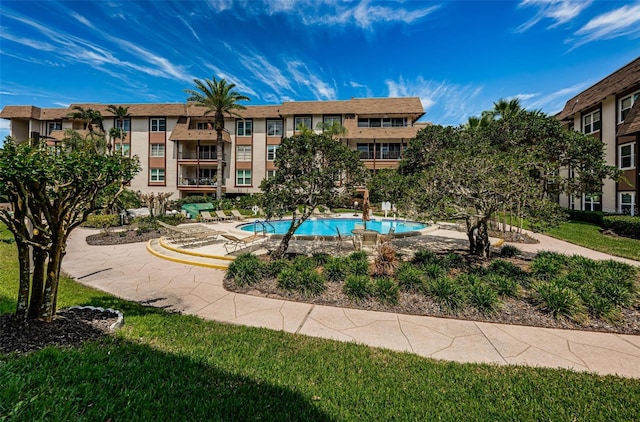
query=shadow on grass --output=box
[2,338,333,421]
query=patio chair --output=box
[157,221,223,246]
[221,233,266,254]
[335,227,351,251]
[230,209,247,221]
[215,210,233,221]
[200,210,218,223]
[379,227,395,244]
[354,230,379,251]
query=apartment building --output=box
[556,57,639,215]
[0,97,426,199]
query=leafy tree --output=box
[401,108,618,258]
[185,77,250,200]
[67,105,104,140]
[0,135,139,324]
[367,169,409,211]
[260,132,367,259]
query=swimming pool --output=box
[239,217,427,236]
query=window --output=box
[266,170,277,179]
[379,143,401,159]
[46,121,62,134]
[150,168,165,182]
[294,116,312,130]
[199,145,216,160]
[357,117,407,128]
[583,194,601,212]
[237,120,252,136]
[115,118,131,131]
[236,170,251,186]
[267,120,283,136]
[150,144,165,157]
[323,115,341,126]
[357,144,373,159]
[583,110,601,134]
[267,145,279,161]
[236,145,252,161]
[196,121,213,130]
[620,192,636,216]
[619,143,636,169]
[115,143,130,155]
[150,118,166,132]
[619,90,640,122]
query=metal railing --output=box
[178,152,224,160]
[358,151,402,160]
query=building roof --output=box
[556,57,640,121]
[169,117,231,142]
[0,105,42,119]
[186,104,282,119]
[616,101,640,136]
[279,97,425,120]
[342,119,424,139]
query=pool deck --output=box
[61,216,640,379]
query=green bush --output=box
[395,262,425,292]
[533,280,584,320]
[226,254,264,287]
[291,255,317,272]
[343,275,372,301]
[440,253,465,269]
[174,195,211,208]
[486,274,520,298]
[296,270,326,297]
[264,258,290,278]
[324,257,347,282]
[565,209,605,225]
[602,215,640,239]
[347,250,369,263]
[312,252,331,266]
[346,257,370,277]
[487,259,529,283]
[499,245,521,258]
[467,282,501,314]
[373,277,400,305]
[132,216,159,234]
[276,267,299,291]
[157,214,186,226]
[411,249,438,267]
[428,277,466,312]
[423,263,446,281]
[82,214,120,229]
[530,252,568,280]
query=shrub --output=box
[487,259,528,282]
[311,252,331,266]
[580,289,620,322]
[157,213,186,226]
[486,274,520,298]
[347,257,370,277]
[133,216,159,234]
[467,282,501,314]
[276,267,299,291]
[323,257,347,282]
[226,254,264,287]
[83,214,120,229]
[396,262,425,292]
[343,275,373,301]
[291,255,317,272]
[411,249,438,267]
[530,252,568,280]
[370,244,399,277]
[602,215,640,239]
[373,277,400,305]
[264,258,290,278]
[296,270,326,297]
[440,253,465,269]
[347,250,369,263]
[428,277,466,312]
[499,245,521,258]
[423,263,446,281]
[533,280,584,320]
[564,209,605,225]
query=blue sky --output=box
[1,0,639,140]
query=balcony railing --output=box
[178,152,225,160]
[358,151,402,160]
[178,178,218,187]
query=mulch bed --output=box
[85,230,161,246]
[1,308,120,355]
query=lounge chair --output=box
[157,221,223,246]
[354,230,379,251]
[200,210,218,223]
[230,209,246,221]
[215,210,233,221]
[335,227,351,251]
[221,233,266,253]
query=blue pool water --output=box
[239,217,427,236]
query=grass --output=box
[546,221,640,262]
[2,225,640,420]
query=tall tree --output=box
[185,77,250,200]
[482,98,523,121]
[67,106,104,141]
[106,105,130,154]
[260,131,367,259]
[0,134,139,323]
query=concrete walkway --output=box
[62,226,640,379]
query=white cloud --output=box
[237,53,293,95]
[525,82,590,113]
[286,61,337,100]
[202,64,258,97]
[516,0,591,32]
[386,76,483,125]
[69,11,96,29]
[569,3,640,48]
[178,16,201,43]
[0,32,56,51]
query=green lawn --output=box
[546,221,640,262]
[2,225,640,420]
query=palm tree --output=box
[483,98,523,121]
[184,77,250,199]
[106,105,130,154]
[67,106,104,139]
[465,114,492,131]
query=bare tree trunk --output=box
[40,239,64,321]
[15,239,31,324]
[28,247,47,319]
[271,212,309,259]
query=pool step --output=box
[147,238,233,269]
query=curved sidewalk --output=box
[62,228,640,379]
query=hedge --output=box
[602,215,640,239]
[564,209,605,226]
[82,214,120,228]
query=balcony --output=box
[178,178,218,187]
[358,151,402,160]
[178,152,226,162]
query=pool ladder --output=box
[253,219,276,235]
